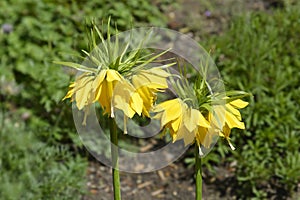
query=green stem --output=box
[109,118,121,200]
[195,145,202,200]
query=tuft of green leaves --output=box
[203,3,300,199]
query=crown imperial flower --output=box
[153,72,249,153]
[58,22,174,131]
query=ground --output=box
[84,159,230,200]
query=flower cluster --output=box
[59,22,249,153]
[153,75,249,154]
[59,23,173,132]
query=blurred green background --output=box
[0,0,299,199]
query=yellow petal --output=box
[62,84,75,101]
[160,99,182,126]
[69,82,75,88]
[112,81,131,116]
[230,99,249,109]
[112,80,144,118]
[106,69,121,82]
[220,124,231,139]
[184,108,199,132]
[153,112,163,120]
[176,125,195,146]
[146,68,170,77]
[197,110,211,128]
[92,69,107,91]
[226,104,242,121]
[130,92,143,116]
[98,80,111,114]
[225,111,245,129]
[153,98,179,112]
[94,84,103,102]
[132,69,169,116]
[195,126,207,147]
[136,86,155,117]
[170,113,183,132]
[210,106,226,129]
[168,126,177,142]
[113,81,132,102]
[221,124,236,150]
[132,71,168,90]
[75,75,93,110]
[114,95,135,118]
[203,129,217,149]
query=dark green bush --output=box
[205,4,300,199]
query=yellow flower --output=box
[63,69,122,114]
[154,97,248,151]
[132,68,170,117]
[196,98,249,150]
[93,69,122,115]
[59,22,175,130]
[63,69,123,125]
[217,98,249,150]
[112,67,170,133]
[63,73,94,110]
[113,80,143,117]
[153,98,210,146]
[64,67,171,130]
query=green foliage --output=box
[3,0,300,199]
[0,0,169,198]
[0,0,168,143]
[0,112,88,200]
[204,4,300,199]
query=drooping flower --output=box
[62,66,171,130]
[214,98,249,150]
[153,72,249,153]
[63,69,122,113]
[132,68,170,117]
[153,98,210,145]
[113,79,143,119]
[58,22,173,130]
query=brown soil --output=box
[83,158,232,200]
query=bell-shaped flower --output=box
[153,98,211,146]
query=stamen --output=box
[228,141,236,150]
[198,146,204,156]
[111,105,115,118]
[124,115,128,134]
